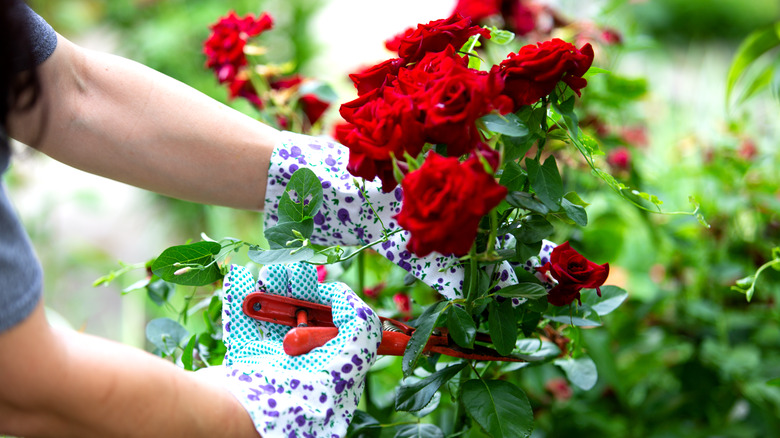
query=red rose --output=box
[453,0,501,22]
[606,147,631,171]
[537,241,609,306]
[499,38,594,109]
[316,265,328,282]
[393,292,412,317]
[227,76,264,108]
[270,75,331,126]
[203,11,274,84]
[395,48,491,156]
[349,58,404,97]
[336,88,425,192]
[392,14,491,63]
[395,154,507,256]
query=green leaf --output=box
[182,334,197,371]
[463,379,534,438]
[264,219,314,249]
[502,134,536,162]
[580,286,628,316]
[564,191,590,207]
[511,214,554,244]
[727,23,780,105]
[347,410,382,436]
[496,282,547,299]
[545,304,602,327]
[498,161,527,192]
[583,66,611,78]
[488,27,515,45]
[151,241,223,286]
[488,300,518,356]
[482,113,530,137]
[247,246,316,265]
[554,355,598,390]
[515,242,542,262]
[146,278,173,307]
[395,362,467,412]
[278,168,324,223]
[146,317,189,356]
[403,301,446,377]
[560,198,588,227]
[768,377,780,386]
[298,80,339,102]
[515,339,561,361]
[527,155,563,211]
[394,423,445,438]
[506,191,549,215]
[447,306,476,349]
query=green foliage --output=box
[462,379,534,438]
[726,23,780,106]
[151,241,223,286]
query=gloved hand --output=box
[265,131,519,300]
[215,262,381,438]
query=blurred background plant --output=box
[8,0,780,436]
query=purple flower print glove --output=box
[216,262,381,438]
[265,131,519,300]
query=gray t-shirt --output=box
[0,5,57,333]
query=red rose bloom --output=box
[203,11,273,84]
[391,14,491,63]
[393,292,412,314]
[453,0,501,22]
[395,154,507,257]
[336,88,425,192]
[316,265,328,282]
[499,38,594,109]
[606,147,631,171]
[349,58,404,97]
[537,242,609,306]
[227,76,264,108]
[270,75,331,125]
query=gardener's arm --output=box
[0,300,259,438]
[6,32,279,210]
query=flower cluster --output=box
[203,11,330,129]
[336,13,594,258]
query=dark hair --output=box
[1,0,41,131]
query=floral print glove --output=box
[265,131,519,300]
[218,262,381,438]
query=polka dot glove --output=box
[265,131,519,300]
[219,262,381,438]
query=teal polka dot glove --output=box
[219,262,381,438]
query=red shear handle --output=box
[284,327,415,356]
[283,327,339,356]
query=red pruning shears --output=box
[243,292,525,362]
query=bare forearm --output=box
[7,33,279,210]
[0,303,258,437]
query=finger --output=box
[284,262,327,305]
[255,263,290,296]
[318,281,382,372]
[222,265,263,364]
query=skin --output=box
[1,32,283,437]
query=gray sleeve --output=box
[12,2,58,71]
[0,182,43,333]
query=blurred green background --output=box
[7,0,780,436]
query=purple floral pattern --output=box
[219,263,381,437]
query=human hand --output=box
[265,131,521,300]
[215,262,381,438]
